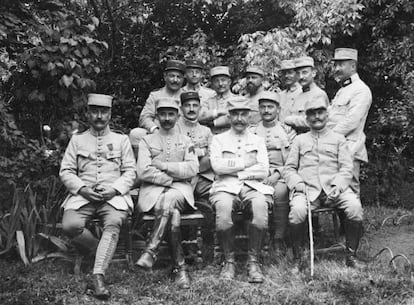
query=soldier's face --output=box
[282,69,297,87]
[246,73,263,94]
[181,99,200,121]
[229,109,250,133]
[306,108,328,130]
[212,75,231,95]
[259,101,279,122]
[334,60,356,82]
[297,67,316,87]
[164,71,184,91]
[185,68,202,85]
[87,106,111,131]
[157,108,179,130]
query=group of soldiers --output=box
[59,47,372,299]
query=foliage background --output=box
[0,0,413,211]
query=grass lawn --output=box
[1,206,413,305]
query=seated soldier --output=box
[176,91,214,204]
[210,97,273,283]
[59,94,136,300]
[283,95,364,270]
[249,91,290,255]
[135,98,199,289]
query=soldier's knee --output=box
[103,212,126,232]
[289,202,307,225]
[274,182,289,203]
[171,209,181,230]
[344,202,364,221]
[62,217,85,238]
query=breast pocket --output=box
[107,150,122,168]
[222,148,237,159]
[299,144,313,157]
[321,144,338,158]
[77,150,90,172]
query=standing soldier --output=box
[129,60,186,157]
[249,92,290,255]
[60,94,136,299]
[176,91,214,203]
[283,96,364,270]
[199,66,237,134]
[210,97,274,283]
[328,48,372,196]
[135,98,199,289]
[283,56,329,133]
[244,66,266,125]
[182,59,216,103]
[278,59,302,142]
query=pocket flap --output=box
[107,150,121,159]
[77,150,90,158]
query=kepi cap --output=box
[227,96,251,112]
[165,60,186,73]
[295,56,314,69]
[87,94,113,107]
[156,97,180,111]
[304,95,329,113]
[258,91,280,105]
[180,91,200,103]
[210,66,231,78]
[245,66,264,77]
[280,59,295,71]
[185,59,204,69]
[332,48,358,61]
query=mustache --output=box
[187,111,196,115]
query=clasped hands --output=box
[79,185,119,202]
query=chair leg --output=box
[213,229,221,264]
[126,215,134,269]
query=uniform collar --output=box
[162,86,181,97]
[159,127,177,136]
[340,73,359,88]
[302,82,316,93]
[89,126,110,137]
[184,83,201,91]
[229,127,248,137]
[310,125,329,137]
[262,119,278,128]
[216,91,232,100]
[180,116,199,127]
[288,82,300,92]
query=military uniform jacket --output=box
[283,127,353,202]
[182,84,216,104]
[210,129,274,195]
[245,87,265,125]
[284,83,329,129]
[176,117,214,181]
[278,82,302,123]
[139,87,182,132]
[59,127,136,211]
[249,121,290,176]
[137,128,199,212]
[199,91,237,134]
[327,73,372,162]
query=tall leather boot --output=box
[345,219,364,268]
[72,228,99,257]
[273,200,289,256]
[289,222,305,272]
[136,210,170,269]
[247,225,265,283]
[169,209,190,289]
[217,227,235,280]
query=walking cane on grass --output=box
[305,186,315,277]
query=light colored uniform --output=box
[278,82,302,123]
[129,87,182,148]
[249,121,290,239]
[245,86,265,125]
[182,84,216,105]
[328,73,372,194]
[209,129,273,230]
[199,91,237,134]
[60,126,136,211]
[137,128,199,213]
[284,83,329,130]
[283,127,363,224]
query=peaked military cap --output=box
[227,96,250,112]
[210,66,231,78]
[156,98,180,111]
[280,59,296,71]
[332,48,358,61]
[245,66,264,76]
[258,91,280,105]
[294,56,314,69]
[185,59,204,69]
[87,94,113,107]
[304,95,328,113]
[180,91,200,103]
[164,60,186,73]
